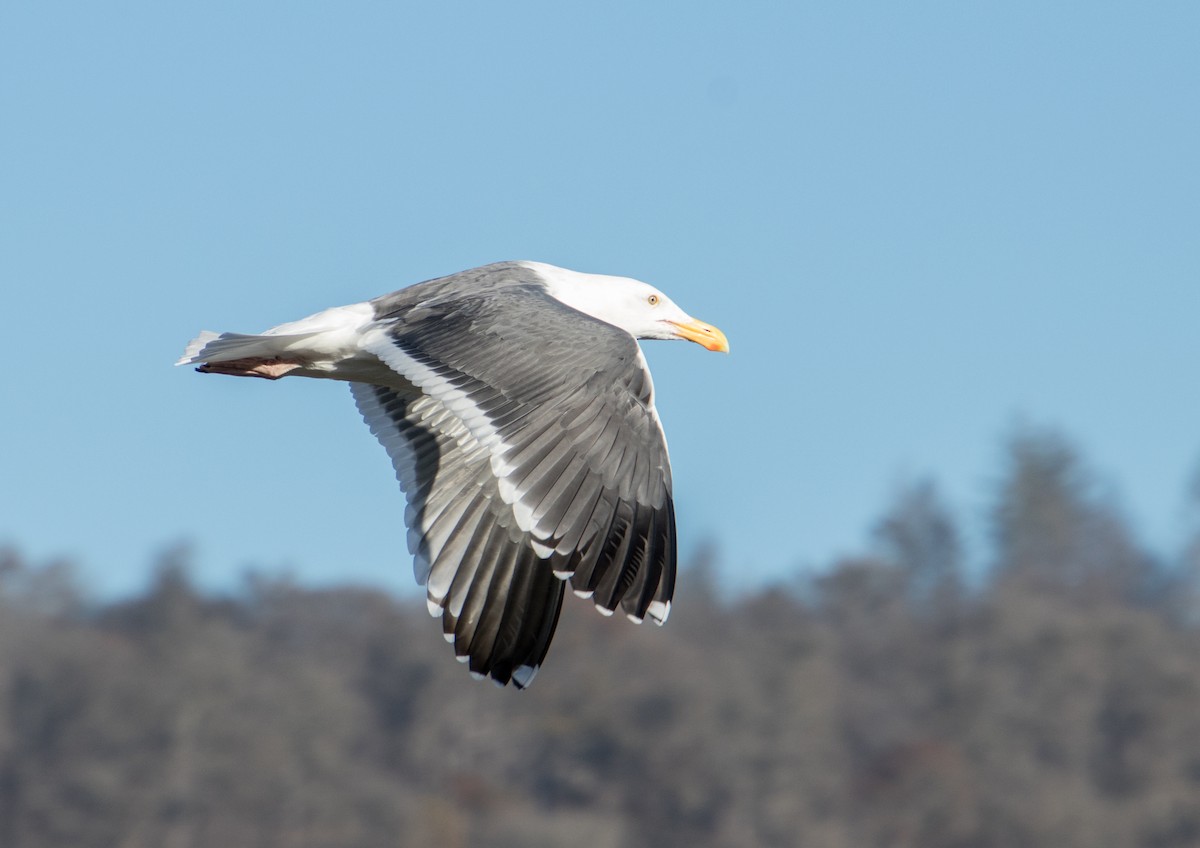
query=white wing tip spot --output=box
[553,569,574,580]
[511,499,537,533]
[647,600,671,625]
[426,597,443,617]
[626,613,644,624]
[596,605,615,617]
[573,588,594,599]
[442,632,455,643]
[468,670,485,680]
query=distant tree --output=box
[990,426,1152,602]
[873,478,964,617]
[1172,462,1200,623]
[0,547,84,619]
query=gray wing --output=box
[361,284,676,627]
[352,381,564,688]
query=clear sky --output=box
[2,2,1197,597]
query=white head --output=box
[523,261,729,352]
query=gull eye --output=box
[647,294,660,306]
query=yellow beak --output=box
[666,318,730,353]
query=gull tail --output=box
[175,330,322,367]
[177,302,377,380]
[178,302,376,366]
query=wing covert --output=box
[360,285,675,624]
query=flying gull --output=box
[178,261,728,687]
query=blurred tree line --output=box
[2,427,1200,848]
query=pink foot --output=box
[196,357,304,380]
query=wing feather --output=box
[354,273,677,685]
[351,382,565,686]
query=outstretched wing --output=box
[352,381,564,688]
[360,284,676,627]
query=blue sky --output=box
[2,2,1197,597]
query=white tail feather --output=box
[176,302,377,367]
[176,331,220,365]
[174,331,324,364]
[175,330,323,366]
